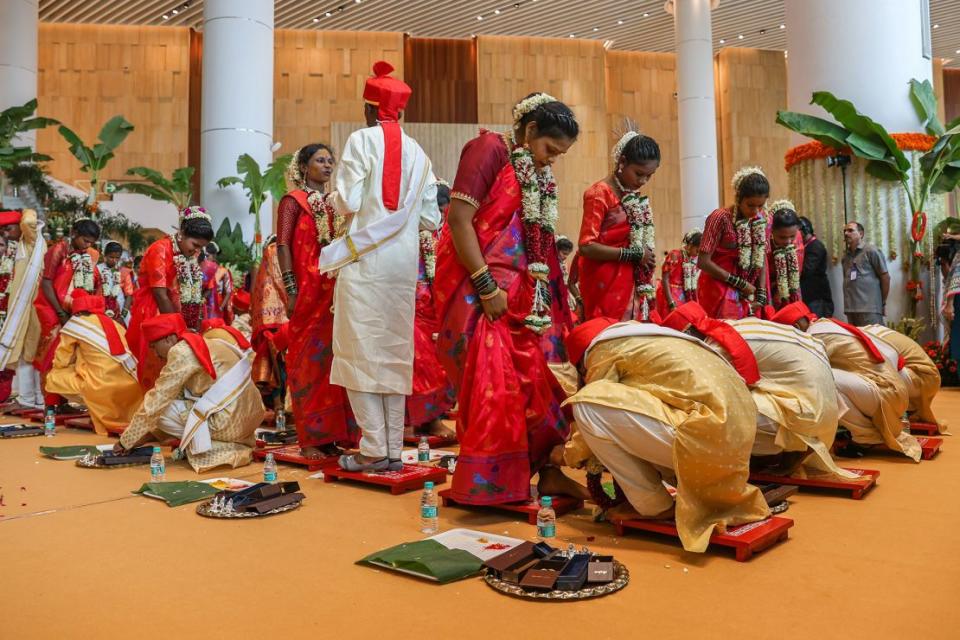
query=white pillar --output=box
[201,0,274,241]
[668,0,721,233]
[786,0,931,323]
[0,0,39,148]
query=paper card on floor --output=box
[429,528,524,561]
[200,477,256,491]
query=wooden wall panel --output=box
[273,30,404,153]
[943,68,960,123]
[188,28,202,200]
[476,35,608,240]
[404,37,478,124]
[36,24,191,189]
[605,50,682,255]
[716,48,790,207]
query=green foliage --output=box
[217,153,292,262]
[57,115,134,202]
[0,99,58,172]
[2,162,56,204]
[213,218,254,274]
[116,165,194,209]
[933,216,960,243]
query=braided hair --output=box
[735,172,770,204]
[516,94,580,140]
[620,134,661,165]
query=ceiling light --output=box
[759,29,766,34]
[313,17,319,22]
[494,9,501,14]
[737,34,744,39]
[171,8,178,14]
[162,14,169,19]
[956,49,960,54]
[617,19,623,25]
[719,39,725,44]
[569,33,575,37]
[593,27,599,31]
[933,23,939,29]
[325,11,332,16]
[779,24,785,29]
[643,12,650,17]
[477,15,483,20]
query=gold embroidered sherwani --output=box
[565,332,769,553]
[120,338,264,472]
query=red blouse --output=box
[451,130,510,208]
[578,181,627,248]
[276,194,303,248]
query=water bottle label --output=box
[264,471,277,483]
[421,505,437,518]
[151,463,163,477]
[538,524,555,538]
[418,451,429,462]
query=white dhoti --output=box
[833,368,886,445]
[15,358,42,408]
[572,402,676,516]
[347,389,405,460]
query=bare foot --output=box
[422,419,456,440]
[300,446,324,460]
[403,426,415,440]
[536,465,591,501]
[605,501,675,522]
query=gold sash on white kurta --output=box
[179,339,254,455]
[0,225,45,368]
[317,147,431,274]
[59,315,138,379]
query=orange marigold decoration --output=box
[906,279,924,302]
[784,133,937,172]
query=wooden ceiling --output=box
[38,0,960,63]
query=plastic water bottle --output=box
[420,481,438,534]
[149,446,165,482]
[263,452,278,484]
[275,410,286,432]
[537,496,556,540]
[43,408,56,437]
[417,435,430,465]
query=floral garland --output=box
[509,139,559,333]
[733,212,767,284]
[681,248,699,299]
[419,229,436,282]
[170,233,204,330]
[0,240,18,325]
[305,189,344,246]
[512,93,558,127]
[784,133,936,172]
[771,243,801,305]
[616,176,656,320]
[98,263,123,318]
[69,252,96,293]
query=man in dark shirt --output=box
[798,217,833,318]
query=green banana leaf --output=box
[133,481,219,507]
[910,78,945,137]
[359,539,484,584]
[775,110,849,150]
[811,91,910,172]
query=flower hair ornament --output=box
[682,228,702,245]
[434,178,451,189]
[207,241,220,254]
[286,147,307,189]
[512,93,558,128]
[180,205,211,223]
[731,165,766,193]
[767,199,796,215]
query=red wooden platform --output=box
[750,468,879,500]
[30,411,89,426]
[403,433,458,448]
[916,436,943,460]
[612,516,794,561]
[909,422,941,436]
[252,444,338,472]
[323,463,448,495]
[438,488,584,524]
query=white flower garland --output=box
[615,175,656,320]
[170,233,204,305]
[734,213,767,276]
[306,189,344,245]
[772,243,801,304]
[69,252,95,292]
[419,229,436,282]
[681,249,699,297]
[98,263,122,299]
[512,93,558,127]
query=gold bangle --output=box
[470,264,490,280]
[479,287,502,301]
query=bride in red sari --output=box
[698,166,771,319]
[578,131,661,322]
[655,229,701,317]
[127,208,212,389]
[276,143,356,458]
[434,93,587,505]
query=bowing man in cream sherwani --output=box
[769,302,921,462]
[562,317,770,554]
[861,324,945,433]
[114,313,264,472]
[44,291,142,435]
[320,61,440,472]
[0,209,45,409]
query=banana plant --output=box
[776,79,960,316]
[0,99,59,173]
[115,165,194,210]
[57,115,134,206]
[216,152,292,262]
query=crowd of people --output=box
[0,61,955,553]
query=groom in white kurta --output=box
[322,61,440,471]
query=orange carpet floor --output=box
[1,389,958,639]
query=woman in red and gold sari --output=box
[34,219,102,403]
[250,235,288,408]
[277,143,356,458]
[655,229,701,317]
[406,184,456,440]
[126,208,213,390]
[765,201,805,313]
[435,93,587,505]
[578,131,661,322]
[202,243,235,324]
[697,166,771,319]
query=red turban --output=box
[767,302,885,364]
[565,317,618,366]
[232,288,251,313]
[71,291,125,356]
[362,61,410,212]
[141,313,217,379]
[201,318,250,350]
[267,323,290,353]
[662,302,761,385]
[0,211,22,226]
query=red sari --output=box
[697,208,768,319]
[406,233,455,426]
[765,228,805,312]
[126,236,202,390]
[577,181,645,321]
[434,131,571,505]
[655,248,698,318]
[277,191,356,448]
